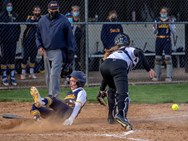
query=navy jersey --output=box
[155,18,171,37]
[23,16,40,42]
[101,20,123,49]
[64,88,86,108]
[0,11,21,42]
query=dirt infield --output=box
[0,102,188,141]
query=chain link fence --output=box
[0,0,188,88]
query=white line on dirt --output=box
[0,131,149,141]
[131,114,188,122]
[95,130,149,141]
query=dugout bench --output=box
[89,52,185,71]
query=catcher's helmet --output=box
[70,71,86,87]
[114,33,130,46]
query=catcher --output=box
[30,71,87,125]
[100,33,155,130]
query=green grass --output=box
[0,83,188,104]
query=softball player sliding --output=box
[100,33,155,130]
[153,7,176,82]
[30,71,86,125]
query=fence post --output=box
[85,0,89,86]
[185,24,188,73]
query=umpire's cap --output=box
[70,71,86,84]
[114,33,130,46]
[48,1,59,9]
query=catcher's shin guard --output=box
[107,88,116,124]
[165,55,173,79]
[154,56,162,79]
[116,93,130,118]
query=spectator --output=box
[36,1,75,97]
[152,7,176,82]
[20,6,41,80]
[101,10,123,50]
[65,7,83,71]
[0,1,21,86]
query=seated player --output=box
[30,71,87,125]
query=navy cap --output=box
[48,1,59,9]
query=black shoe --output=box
[114,114,133,130]
[97,91,107,106]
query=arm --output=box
[169,19,176,35]
[64,21,76,64]
[120,24,123,33]
[153,20,158,34]
[100,25,108,48]
[64,90,87,125]
[35,21,45,56]
[0,14,3,42]
[35,21,44,49]
[134,49,155,78]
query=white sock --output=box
[3,71,6,76]
[30,68,34,74]
[22,69,26,75]
[10,70,15,77]
[41,98,45,106]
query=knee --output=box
[165,55,172,64]
[31,104,38,110]
[155,56,162,65]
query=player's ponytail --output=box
[103,45,121,60]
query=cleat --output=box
[97,91,107,106]
[2,76,9,86]
[29,74,37,79]
[10,77,17,86]
[20,74,26,80]
[30,86,42,108]
[165,77,172,82]
[114,114,133,130]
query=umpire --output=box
[36,1,75,97]
[100,33,155,130]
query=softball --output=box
[171,104,179,111]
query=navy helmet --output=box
[114,33,130,46]
[70,71,86,87]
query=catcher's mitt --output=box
[97,91,107,106]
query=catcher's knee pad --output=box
[155,56,162,65]
[165,55,172,64]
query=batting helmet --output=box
[114,33,130,46]
[70,71,86,87]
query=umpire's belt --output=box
[157,36,170,38]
